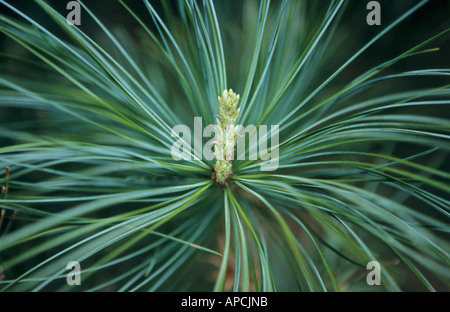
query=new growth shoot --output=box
[213,89,240,184]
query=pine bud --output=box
[214,89,240,184]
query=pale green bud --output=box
[214,89,241,184]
